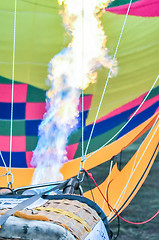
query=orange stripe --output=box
[0,113,158,188]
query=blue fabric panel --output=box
[117,102,159,139]
[25,120,41,136]
[83,106,138,141]
[77,110,89,128]
[0,152,27,168]
[0,103,25,120]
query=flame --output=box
[31,0,117,184]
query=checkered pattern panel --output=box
[0,76,93,168]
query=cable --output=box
[0,0,17,187]
[83,74,159,165]
[0,152,9,172]
[102,159,113,210]
[85,172,95,202]
[78,74,158,183]
[112,215,120,240]
[82,168,159,225]
[108,115,159,220]
[117,211,159,225]
[78,0,134,177]
[77,0,85,180]
[84,0,133,157]
[81,0,85,165]
[9,0,17,176]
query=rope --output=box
[0,152,14,189]
[82,90,84,161]
[82,168,159,225]
[9,0,17,172]
[0,0,17,188]
[85,172,95,202]
[81,0,85,164]
[14,211,49,222]
[9,0,17,175]
[102,159,113,210]
[115,211,159,225]
[108,114,159,220]
[0,152,9,172]
[0,0,17,187]
[84,0,133,157]
[83,74,159,165]
[78,0,85,180]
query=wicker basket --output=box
[0,197,101,240]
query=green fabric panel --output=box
[27,85,46,102]
[26,136,38,151]
[0,121,11,136]
[0,120,25,136]
[74,123,124,158]
[146,86,159,100]
[0,76,20,84]
[0,75,46,102]
[0,76,12,84]
[67,129,82,145]
[107,0,140,8]
[13,121,26,136]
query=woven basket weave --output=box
[0,198,100,240]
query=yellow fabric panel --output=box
[0,167,34,188]
[84,118,159,220]
[0,0,69,90]
[86,13,159,124]
[0,2,158,119]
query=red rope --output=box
[82,168,159,225]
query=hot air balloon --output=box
[0,0,158,239]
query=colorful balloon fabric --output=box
[0,0,158,187]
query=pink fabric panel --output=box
[129,96,159,118]
[106,0,159,17]
[66,143,79,160]
[25,102,46,120]
[26,151,33,168]
[78,95,93,111]
[0,136,26,151]
[96,93,146,123]
[155,106,159,113]
[0,84,28,103]
[26,143,79,168]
